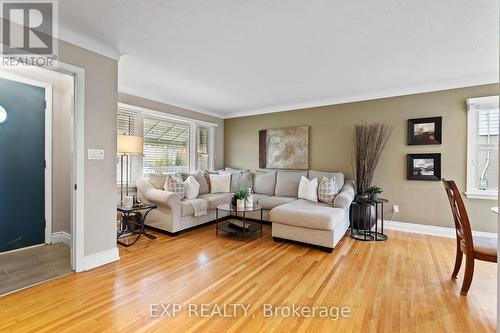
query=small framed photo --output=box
[407,117,442,145]
[407,153,441,181]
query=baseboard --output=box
[83,247,120,271]
[382,220,496,239]
[51,231,72,246]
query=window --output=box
[466,95,499,199]
[197,126,211,171]
[143,118,190,174]
[117,104,216,188]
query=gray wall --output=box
[118,92,225,170]
[225,84,499,233]
[59,41,118,256]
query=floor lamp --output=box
[117,134,143,205]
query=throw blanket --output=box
[190,198,208,217]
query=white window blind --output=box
[197,126,210,171]
[143,118,190,174]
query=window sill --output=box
[464,191,498,200]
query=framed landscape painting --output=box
[259,126,309,169]
[407,117,442,145]
[407,153,441,181]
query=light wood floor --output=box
[0,224,496,332]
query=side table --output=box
[350,197,388,241]
[117,204,157,247]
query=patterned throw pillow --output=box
[164,176,185,199]
[317,177,339,204]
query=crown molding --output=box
[59,26,121,60]
[223,73,499,119]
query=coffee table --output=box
[216,203,263,240]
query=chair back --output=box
[442,179,474,254]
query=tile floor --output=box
[0,243,73,296]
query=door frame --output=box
[0,62,85,272]
[0,71,53,245]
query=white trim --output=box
[51,231,72,246]
[0,71,53,245]
[83,247,120,271]
[464,191,498,200]
[224,73,499,118]
[56,62,86,273]
[382,220,497,239]
[118,102,219,128]
[59,26,120,60]
[466,95,499,111]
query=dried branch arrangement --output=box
[353,123,393,194]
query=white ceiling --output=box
[59,0,499,118]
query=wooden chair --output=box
[442,179,497,295]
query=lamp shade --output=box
[117,135,143,154]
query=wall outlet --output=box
[392,205,399,213]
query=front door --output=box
[0,77,46,252]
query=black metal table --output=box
[350,197,388,241]
[216,203,263,240]
[117,204,157,247]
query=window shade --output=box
[197,127,209,171]
[478,109,499,136]
[117,109,143,186]
[143,118,190,174]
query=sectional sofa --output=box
[136,169,356,251]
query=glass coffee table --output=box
[216,203,263,240]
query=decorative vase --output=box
[246,188,254,207]
[237,199,246,210]
[369,192,378,201]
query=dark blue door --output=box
[0,77,46,252]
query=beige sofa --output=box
[136,169,355,251]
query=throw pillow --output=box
[181,172,209,195]
[317,177,339,204]
[209,173,231,193]
[148,173,167,190]
[298,176,318,202]
[164,176,185,199]
[184,176,200,199]
[230,172,253,192]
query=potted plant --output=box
[233,188,248,210]
[365,186,382,201]
[352,123,392,229]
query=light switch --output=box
[88,149,105,160]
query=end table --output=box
[117,204,157,247]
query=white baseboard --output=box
[51,231,72,246]
[382,220,496,239]
[83,247,120,271]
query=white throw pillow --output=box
[184,176,200,200]
[209,173,231,193]
[298,176,318,202]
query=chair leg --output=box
[451,244,463,279]
[460,255,475,296]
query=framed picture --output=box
[407,153,441,181]
[407,117,442,145]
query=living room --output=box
[0,1,499,332]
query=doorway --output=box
[0,66,79,295]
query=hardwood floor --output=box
[0,224,496,332]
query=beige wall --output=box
[59,40,118,256]
[118,92,225,170]
[225,84,499,233]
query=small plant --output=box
[233,188,249,200]
[365,186,383,194]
